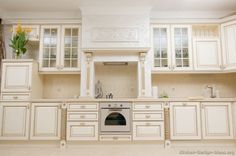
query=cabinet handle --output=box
[80,123,85,126]
[80,115,85,119]
[80,105,85,109]
[182,102,187,106]
[145,115,151,119]
[113,137,118,140]
[145,105,150,109]
[145,123,151,126]
[13,96,18,100]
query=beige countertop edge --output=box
[1,98,236,103]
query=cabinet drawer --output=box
[66,122,98,141]
[67,103,98,111]
[133,122,164,140]
[67,112,98,121]
[99,135,131,141]
[1,93,30,100]
[133,102,163,111]
[133,112,164,121]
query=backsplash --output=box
[152,73,236,98]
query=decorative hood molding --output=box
[80,7,151,52]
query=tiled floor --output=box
[0,144,235,156]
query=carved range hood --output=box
[80,7,151,53]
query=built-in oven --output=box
[100,102,131,134]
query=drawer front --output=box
[133,103,163,111]
[68,103,98,111]
[99,135,131,141]
[133,112,164,121]
[67,112,98,121]
[2,93,30,100]
[66,122,98,141]
[133,122,164,140]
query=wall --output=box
[152,73,236,98]
[42,75,80,99]
[95,63,137,98]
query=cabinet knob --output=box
[145,123,151,126]
[182,102,187,106]
[145,115,151,119]
[113,137,118,140]
[145,105,150,109]
[80,115,85,119]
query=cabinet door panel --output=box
[67,122,98,140]
[133,122,164,140]
[202,103,234,139]
[170,102,201,140]
[1,63,32,92]
[30,103,61,140]
[0,103,30,140]
[193,39,221,70]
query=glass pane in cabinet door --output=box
[64,60,70,68]
[50,37,57,47]
[174,28,181,36]
[43,37,50,47]
[72,60,78,68]
[182,28,188,35]
[64,37,72,47]
[50,48,57,59]
[72,48,78,59]
[161,37,167,49]
[182,48,189,58]
[43,60,49,67]
[174,37,181,48]
[161,59,168,67]
[72,29,78,36]
[64,48,71,59]
[175,49,182,58]
[182,37,188,48]
[44,29,50,37]
[183,59,189,67]
[49,60,56,68]
[43,48,50,58]
[72,37,78,47]
[65,29,71,37]
[161,49,167,58]
[51,29,57,36]
[154,59,160,67]
[176,59,182,67]
[154,49,160,58]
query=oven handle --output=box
[108,108,122,111]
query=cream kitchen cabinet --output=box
[66,102,99,141]
[0,59,43,100]
[13,25,40,41]
[30,103,61,140]
[152,25,172,71]
[133,122,164,140]
[39,25,81,72]
[171,25,193,71]
[201,102,234,139]
[193,39,222,71]
[221,21,236,70]
[0,103,30,140]
[170,102,201,140]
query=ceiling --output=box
[0,0,235,18]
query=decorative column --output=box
[85,52,93,96]
[139,52,146,97]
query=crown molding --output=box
[2,19,82,25]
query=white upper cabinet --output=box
[221,21,236,70]
[170,102,201,140]
[193,38,221,71]
[152,25,171,71]
[39,25,61,71]
[1,62,32,92]
[39,25,81,72]
[13,25,40,41]
[171,25,193,71]
[0,103,30,140]
[201,102,234,139]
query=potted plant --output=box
[9,23,31,59]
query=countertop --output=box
[1,97,236,103]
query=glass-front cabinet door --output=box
[171,25,192,70]
[61,25,81,71]
[152,25,171,71]
[39,25,60,71]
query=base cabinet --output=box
[67,122,98,141]
[201,102,234,139]
[170,102,201,140]
[0,103,30,140]
[30,103,61,140]
[133,122,164,140]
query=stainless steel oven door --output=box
[100,108,130,132]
